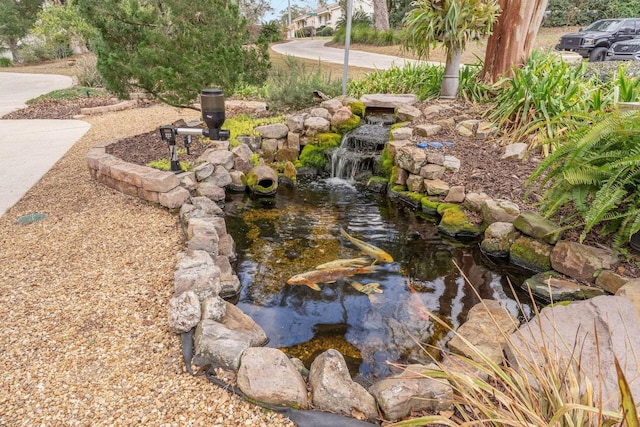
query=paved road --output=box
[0,72,91,217]
[271,39,439,69]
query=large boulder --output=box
[192,319,251,371]
[550,240,614,283]
[309,349,378,420]
[237,347,309,409]
[506,296,640,412]
[448,300,518,365]
[369,364,453,421]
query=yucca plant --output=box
[527,110,640,250]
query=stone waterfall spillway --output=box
[330,123,391,181]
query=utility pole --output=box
[288,0,293,39]
[342,0,353,95]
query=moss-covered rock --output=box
[379,145,393,178]
[315,132,343,148]
[348,100,366,118]
[509,236,553,272]
[436,203,458,216]
[421,197,441,216]
[367,176,388,193]
[396,190,424,209]
[332,114,361,134]
[438,205,484,239]
[388,185,407,201]
[298,144,330,171]
[522,271,606,303]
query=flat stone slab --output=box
[360,94,418,108]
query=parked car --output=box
[607,38,640,61]
[556,18,640,62]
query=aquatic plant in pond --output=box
[224,180,531,381]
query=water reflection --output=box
[224,179,530,383]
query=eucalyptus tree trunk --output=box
[440,49,461,99]
[372,0,390,31]
[480,0,549,83]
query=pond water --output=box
[223,179,531,384]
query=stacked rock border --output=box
[86,95,640,423]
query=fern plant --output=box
[527,110,640,250]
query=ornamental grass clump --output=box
[266,55,341,112]
[388,264,636,427]
[348,63,444,100]
[488,50,610,153]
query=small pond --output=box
[223,179,532,384]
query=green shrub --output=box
[316,26,334,37]
[18,42,67,63]
[0,57,11,67]
[266,55,341,112]
[258,21,283,43]
[458,62,492,103]
[335,10,372,30]
[332,22,400,46]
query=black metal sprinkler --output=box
[159,88,230,173]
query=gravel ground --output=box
[0,105,294,426]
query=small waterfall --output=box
[330,123,391,181]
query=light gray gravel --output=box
[0,104,294,426]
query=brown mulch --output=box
[2,95,117,119]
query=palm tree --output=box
[403,0,500,99]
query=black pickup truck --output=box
[556,18,640,61]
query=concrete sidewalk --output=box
[0,72,91,217]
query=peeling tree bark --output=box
[480,0,549,83]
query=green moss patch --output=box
[348,100,366,117]
[315,132,342,148]
[298,144,330,170]
[438,205,484,239]
[332,114,361,134]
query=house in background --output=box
[291,0,373,36]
